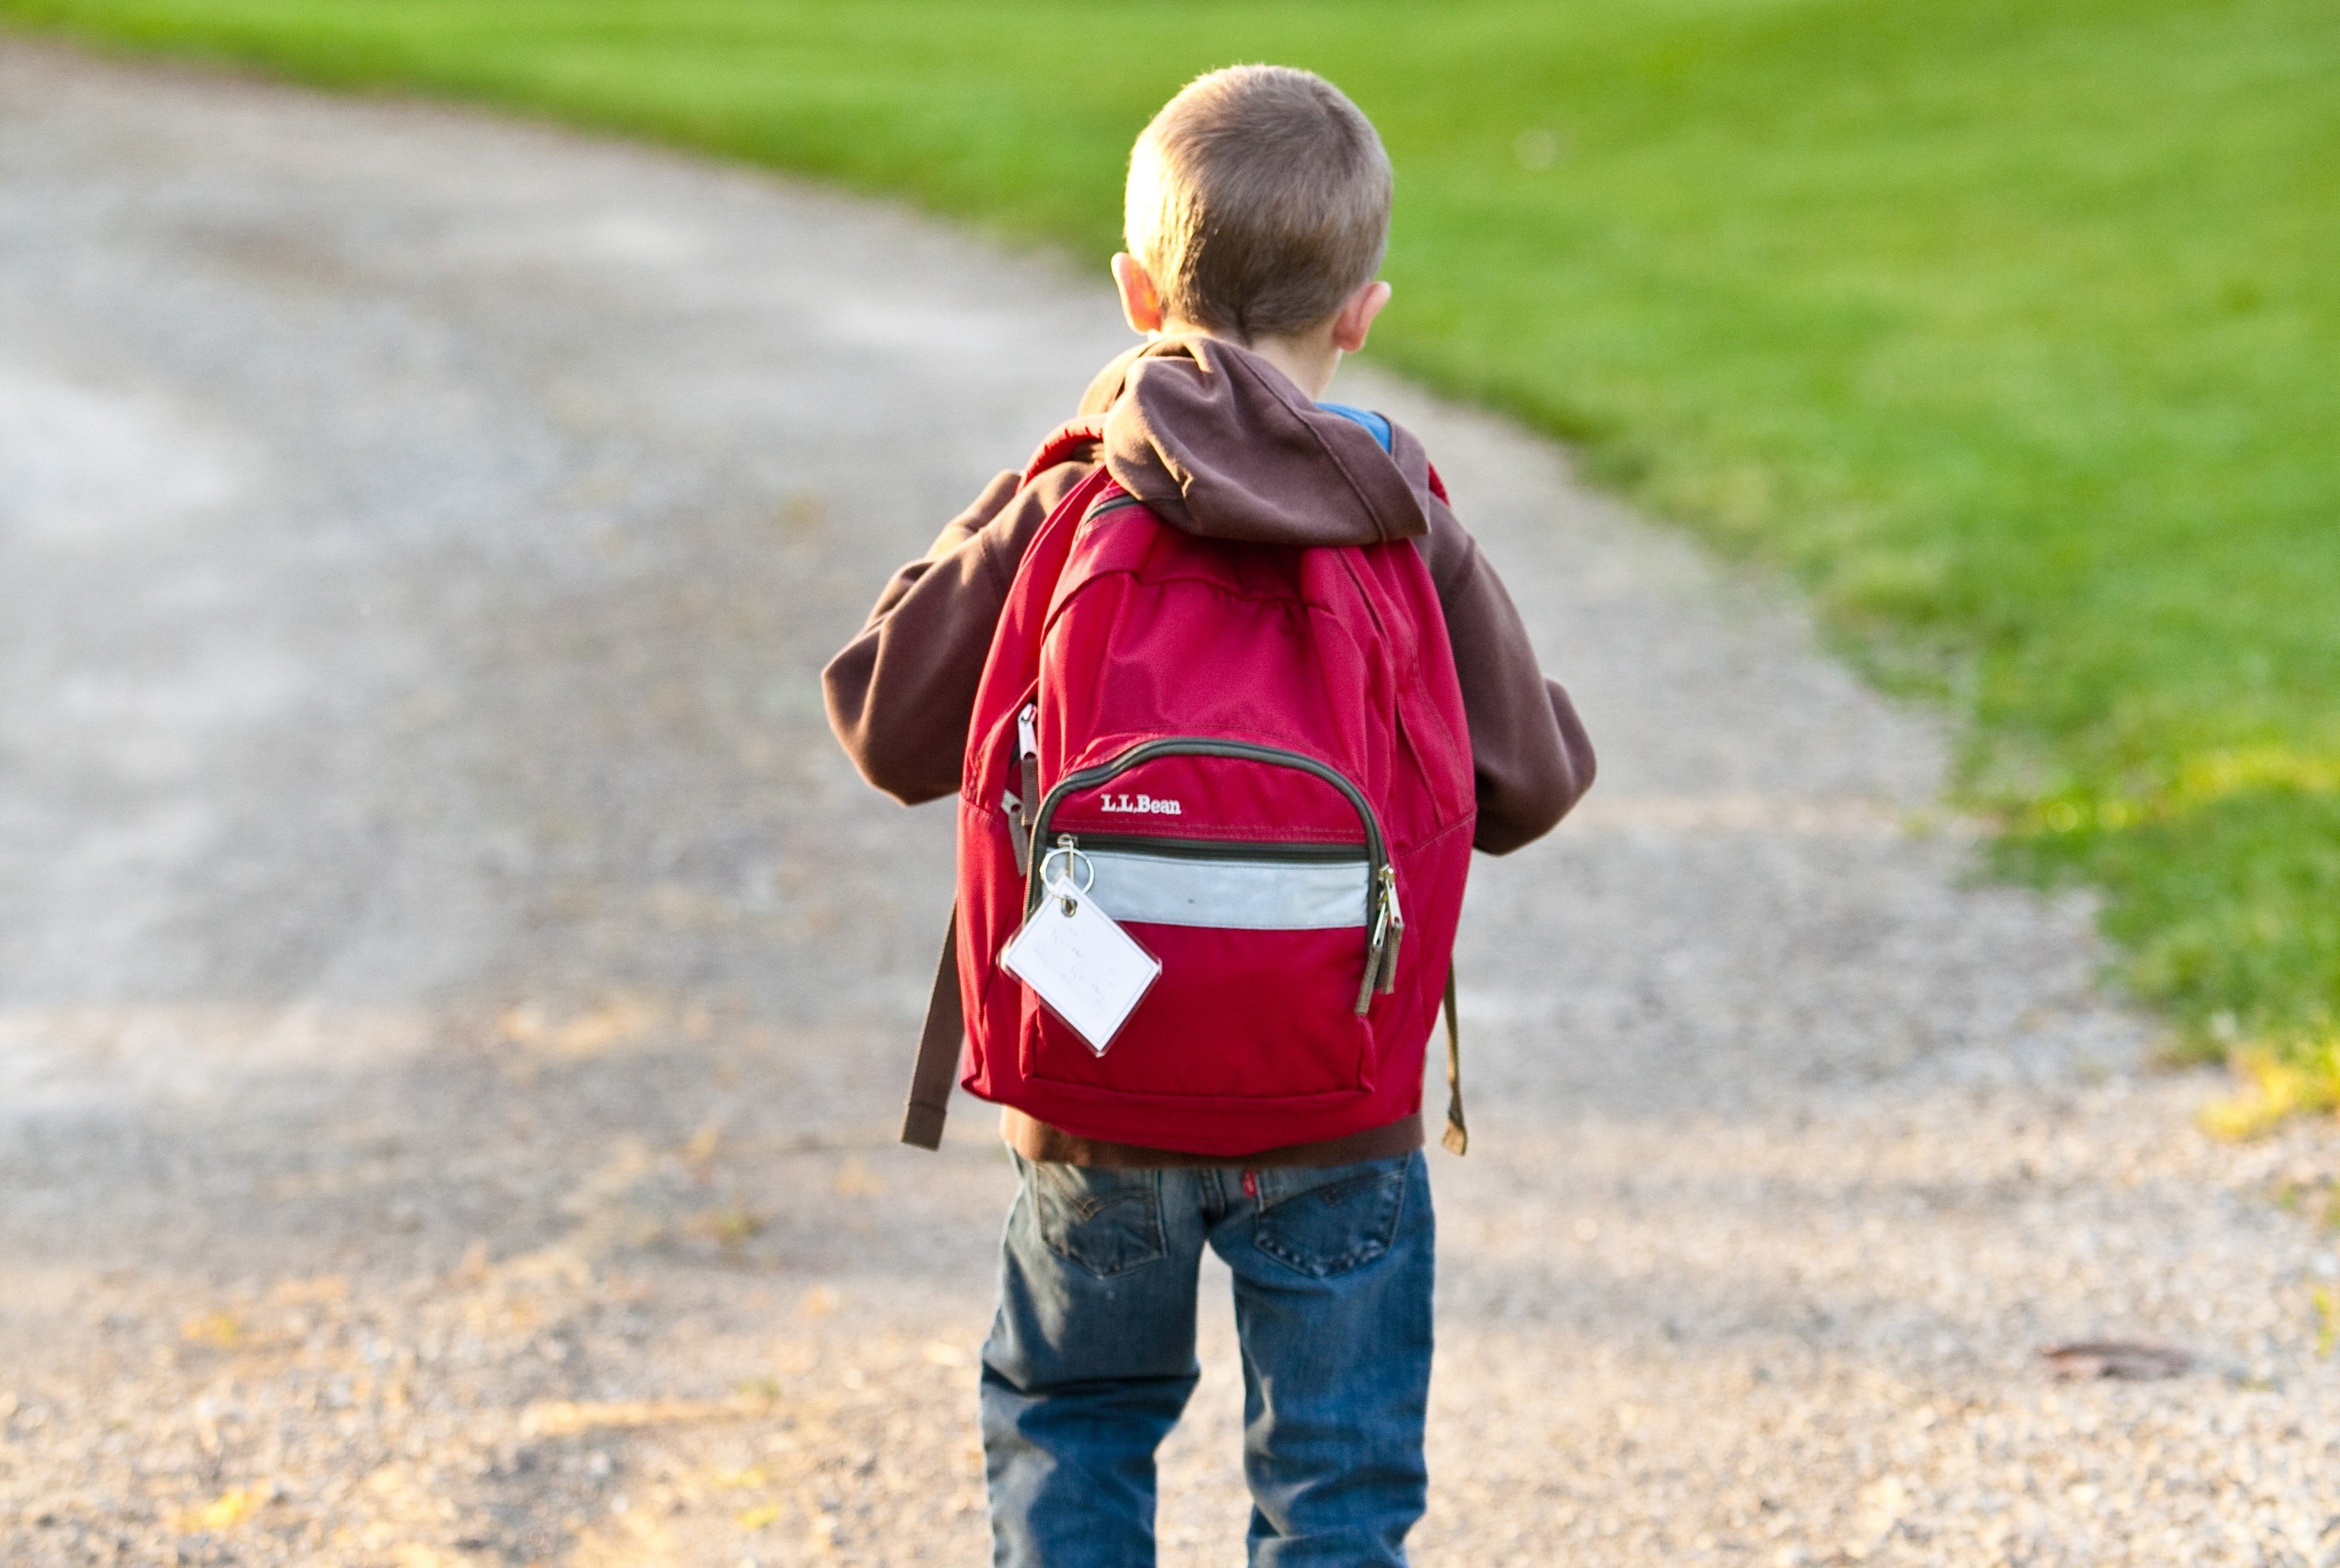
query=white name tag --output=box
[1000,884,1162,1056]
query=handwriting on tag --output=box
[1000,885,1162,1055]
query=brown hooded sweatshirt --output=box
[823,335,1594,1167]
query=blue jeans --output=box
[980,1150,1435,1567]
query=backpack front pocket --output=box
[1014,740,1394,1104]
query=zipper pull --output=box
[1375,867,1404,994]
[1003,788,1031,875]
[1016,702,1041,849]
[1356,891,1390,1016]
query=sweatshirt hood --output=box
[1075,335,1434,548]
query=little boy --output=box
[825,65,1592,1567]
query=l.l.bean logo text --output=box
[1100,792,1183,816]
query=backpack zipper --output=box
[1068,833,1366,864]
[1024,737,1397,1014]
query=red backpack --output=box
[901,417,1477,1157]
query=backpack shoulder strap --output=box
[1022,417,1106,485]
[901,904,963,1150]
[1440,963,1468,1154]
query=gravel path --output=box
[3,38,2336,1568]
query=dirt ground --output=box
[2,38,2336,1568]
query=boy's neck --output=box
[1162,322,1341,401]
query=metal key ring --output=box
[1038,844,1095,901]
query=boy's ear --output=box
[1111,253,1166,335]
[1331,281,1393,354]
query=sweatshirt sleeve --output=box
[1419,497,1596,854]
[822,461,1092,805]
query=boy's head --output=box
[1117,66,1392,366]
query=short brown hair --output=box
[1124,65,1392,340]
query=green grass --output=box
[9,0,2337,1111]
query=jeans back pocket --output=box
[1027,1162,1168,1279]
[1251,1156,1411,1278]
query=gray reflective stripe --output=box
[1083,849,1368,930]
